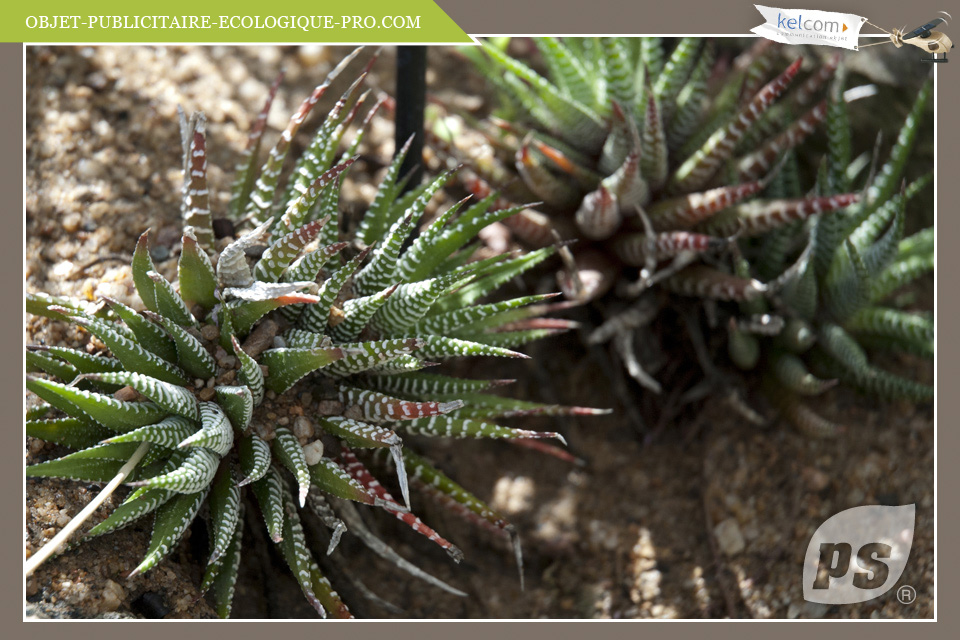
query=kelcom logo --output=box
[752,6,864,50]
[803,505,915,605]
[777,12,848,33]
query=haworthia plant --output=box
[25,49,608,619]
[456,37,932,435]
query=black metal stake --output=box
[394,46,427,196]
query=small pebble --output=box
[317,400,343,416]
[200,324,220,342]
[215,346,236,369]
[802,467,830,492]
[62,213,82,234]
[100,579,125,612]
[293,416,314,441]
[303,440,324,465]
[114,386,138,402]
[298,45,328,66]
[637,570,662,601]
[714,518,745,556]
[491,476,534,514]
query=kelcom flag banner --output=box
[752,5,866,50]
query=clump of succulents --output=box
[454,37,933,433]
[723,65,934,436]
[25,49,603,618]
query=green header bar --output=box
[9,0,473,43]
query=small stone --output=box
[714,518,745,556]
[216,353,236,369]
[490,475,534,514]
[62,212,82,234]
[293,416,314,441]
[75,159,103,180]
[317,400,343,416]
[328,306,345,327]
[100,579,125,612]
[237,78,264,102]
[298,45,328,67]
[197,387,216,401]
[637,570,662,601]
[200,324,220,342]
[55,509,71,527]
[802,467,830,492]
[303,440,324,466]
[114,386,138,402]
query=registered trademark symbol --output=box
[897,585,917,605]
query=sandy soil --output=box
[25,44,934,619]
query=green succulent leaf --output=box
[272,427,311,507]
[308,457,376,505]
[130,487,209,577]
[400,415,567,444]
[130,447,220,493]
[68,314,190,386]
[207,464,242,564]
[103,416,198,449]
[260,346,345,394]
[215,385,254,431]
[26,346,123,375]
[27,442,145,483]
[147,270,196,327]
[179,402,234,456]
[26,417,113,451]
[26,376,167,432]
[178,230,219,310]
[318,416,401,449]
[238,433,272,487]
[324,338,423,378]
[251,466,286,543]
[80,371,199,420]
[101,298,177,362]
[86,487,175,540]
[26,350,79,382]
[276,481,326,617]
[204,510,244,619]
[231,336,265,406]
